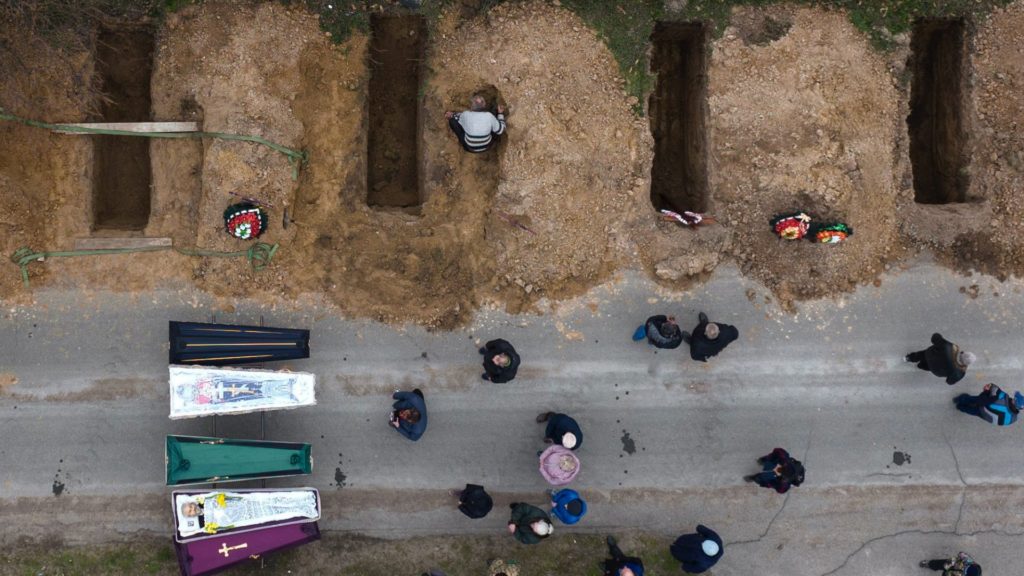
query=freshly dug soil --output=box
[2,0,1024,320]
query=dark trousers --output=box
[447,117,498,153]
[954,393,983,417]
[907,350,931,371]
[922,559,947,571]
[602,540,641,576]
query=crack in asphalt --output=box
[821,431,985,576]
[819,527,1024,576]
[941,428,968,533]
[728,426,814,547]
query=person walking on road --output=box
[919,551,981,575]
[450,483,493,519]
[538,444,580,486]
[548,488,587,525]
[507,502,553,545]
[905,333,975,385]
[681,312,738,362]
[390,388,427,441]
[954,384,1021,427]
[445,94,506,153]
[537,411,583,450]
[744,447,804,493]
[633,314,684,349]
[669,525,723,574]
[480,339,521,383]
[601,535,645,576]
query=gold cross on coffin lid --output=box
[218,542,248,557]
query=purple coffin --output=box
[174,521,321,576]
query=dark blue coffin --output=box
[169,321,311,366]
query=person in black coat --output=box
[601,535,645,576]
[905,333,975,385]
[681,312,738,362]
[480,339,520,383]
[744,447,804,494]
[670,525,723,574]
[536,411,583,450]
[450,483,492,519]
[634,315,684,349]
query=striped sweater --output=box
[456,110,506,152]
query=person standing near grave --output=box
[681,312,738,362]
[669,525,723,574]
[390,388,427,441]
[536,411,583,451]
[449,483,493,519]
[919,551,982,575]
[953,384,1021,427]
[507,502,553,545]
[600,536,645,576]
[445,94,506,153]
[905,333,975,385]
[548,488,587,525]
[632,314,684,349]
[744,447,804,494]
[480,339,521,383]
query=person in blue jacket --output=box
[670,524,723,574]
[549,488,587,525]
[954,384,1021,426]
[390,388,427,441]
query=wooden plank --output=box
[54,122,198,134]
[74,237,172,250]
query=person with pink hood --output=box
[538,444,580,486]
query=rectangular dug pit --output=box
[649,22,709,214]
[908,18,968,205]
[367,15,427,210]
[92,27,154,230]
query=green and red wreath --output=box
[223,202,268,240]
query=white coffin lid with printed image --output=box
[168,365,316,419]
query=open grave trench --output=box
[367,14,428,212]
[92,27,155,231]
[907,18,971,205]
[648,21,710,215]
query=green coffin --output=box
[166,435,313,486]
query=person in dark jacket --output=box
[633,315,684,349]
[601,535,644,576]
[480,339,521,383]
[390,388,427,441]
[954,384,1021,427]
[905,333,975,385]
[507,502,552,545]
[536,411,583,450]
[919,551,981,575]
[549,488,587,525]
[744,447,804,494]
[669,525,723,574]
[450,483,493,519]
[681,312,738,362]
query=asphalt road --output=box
[2,257,1023,575]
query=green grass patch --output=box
[670,0,1015,49]
[559,0,663,116]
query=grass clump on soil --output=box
[671,0,1015,49]
[0,0,196,48]
[0,533,684,575]
[559,0,663,116]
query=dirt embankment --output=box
[2,1,1023,322]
